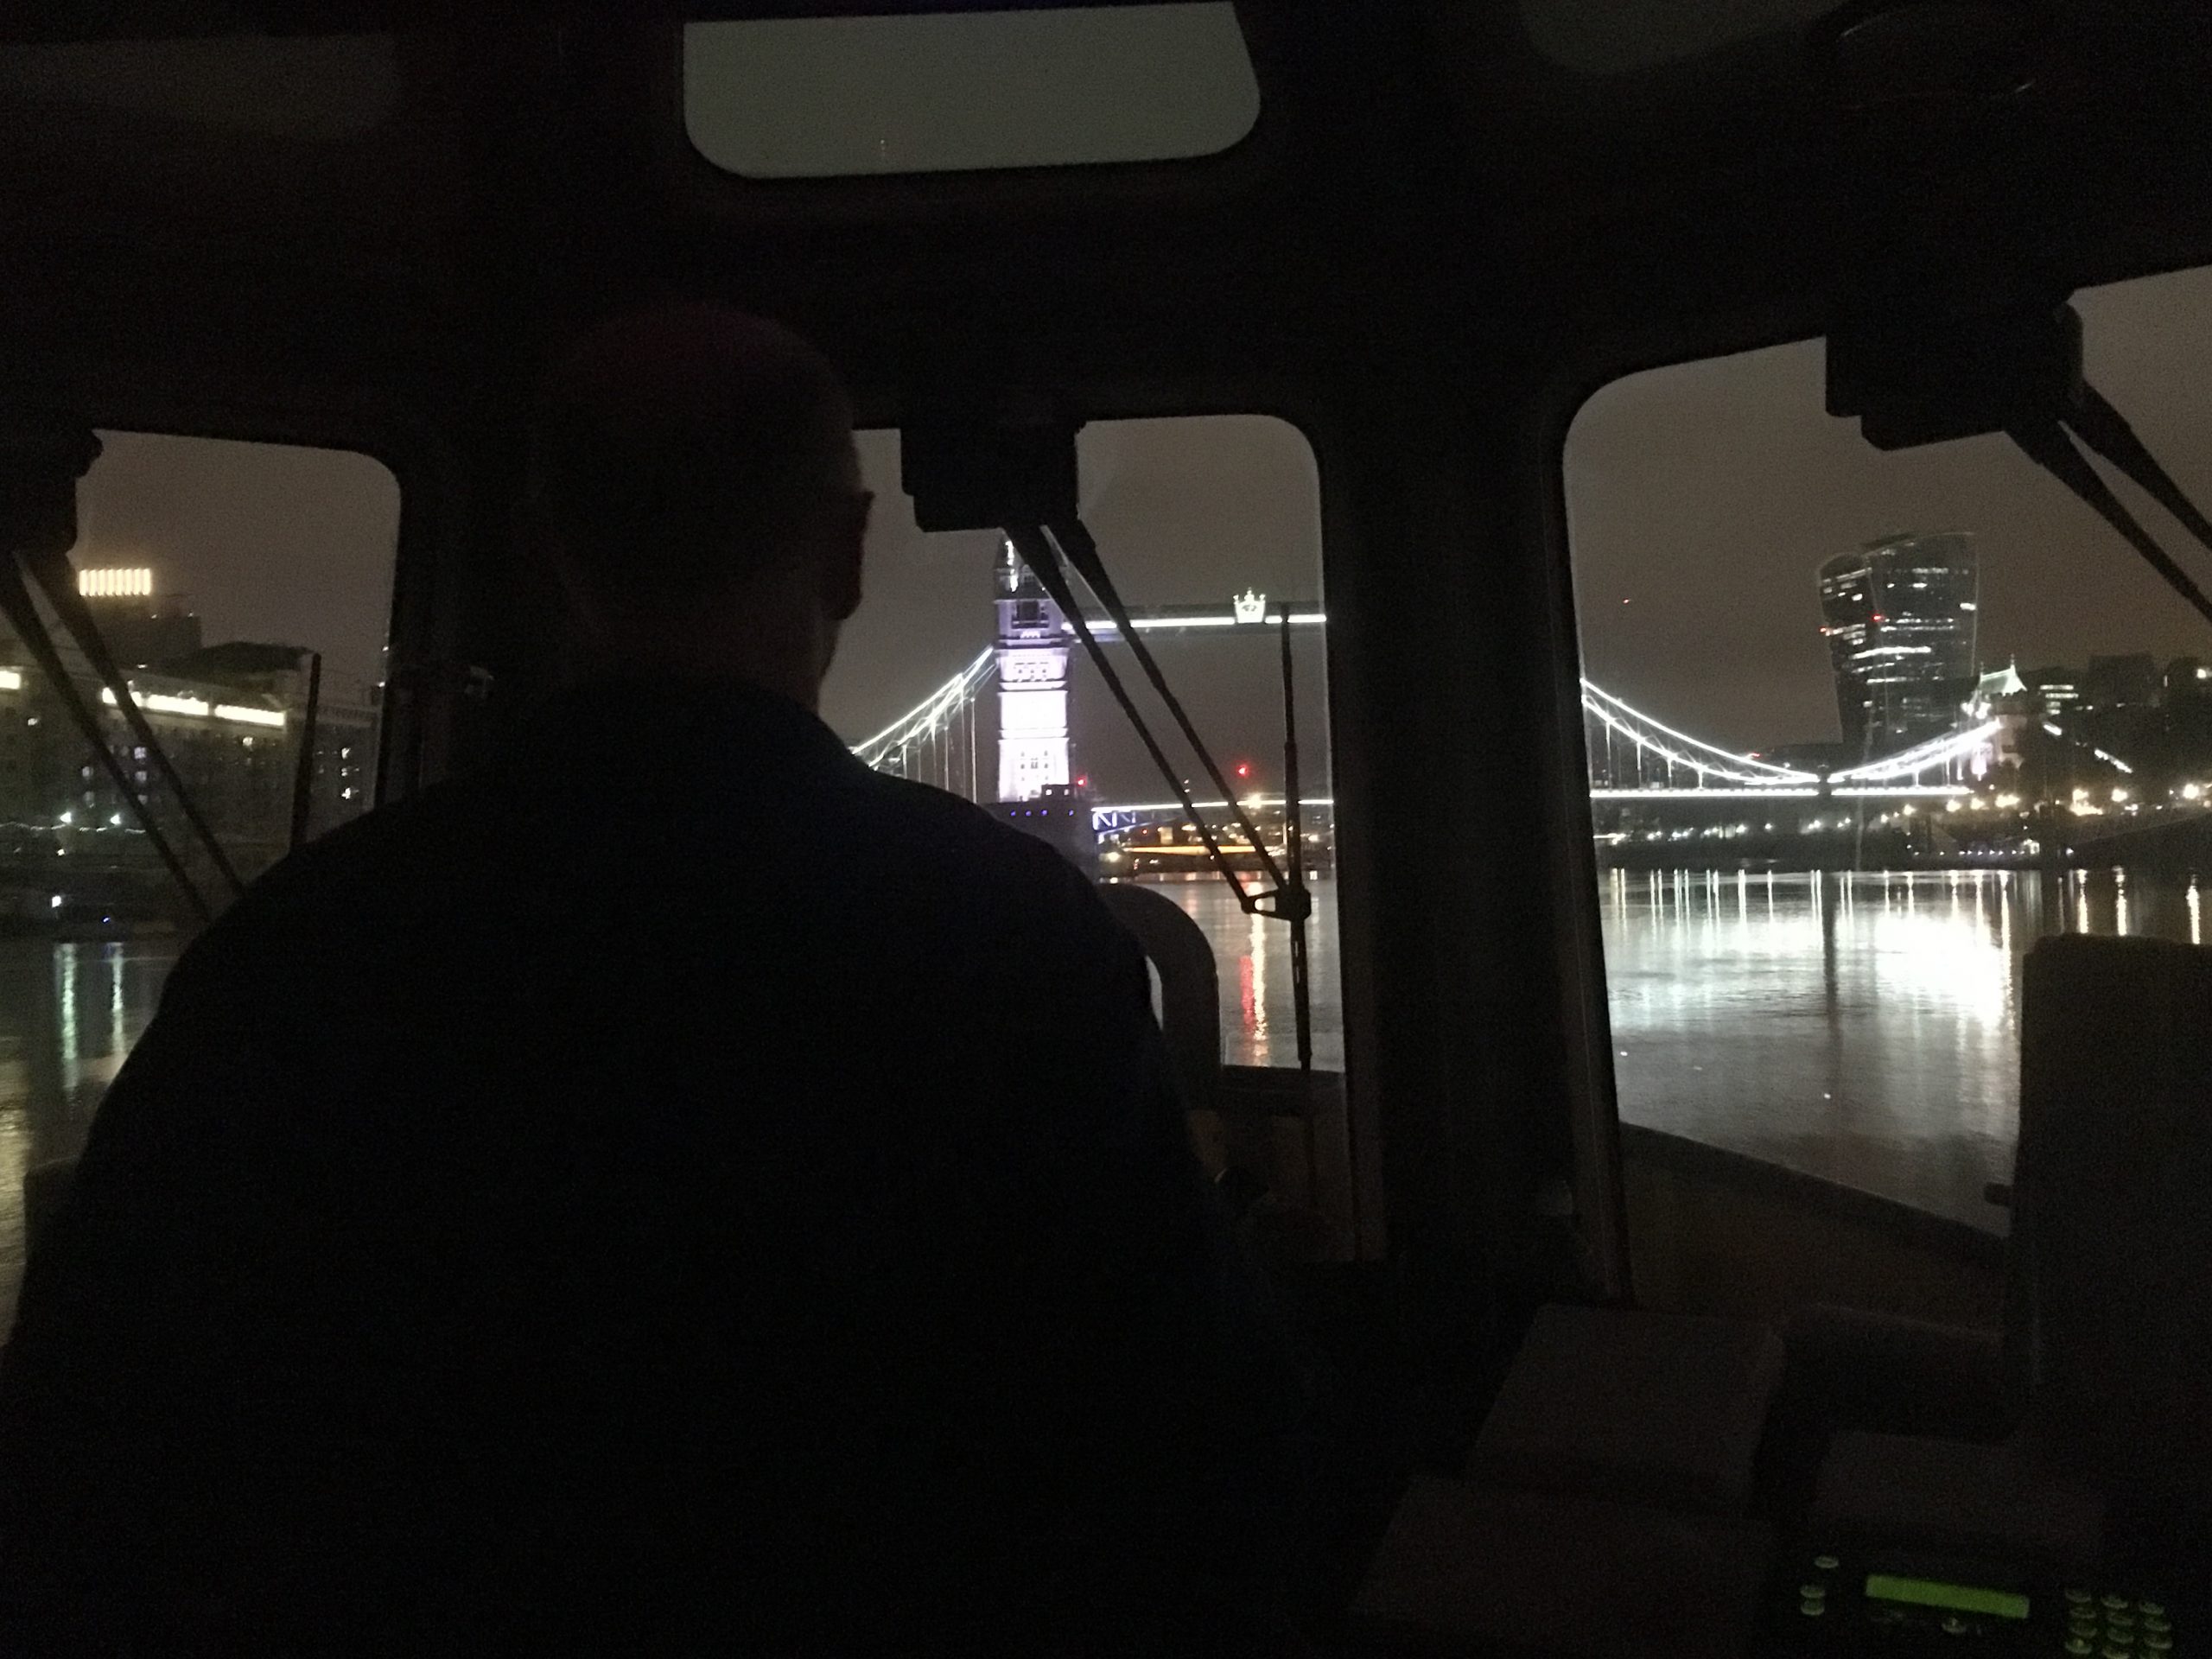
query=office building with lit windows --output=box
[1817,531,1980,757]
[75,564,206,670]
[0,569,378,914]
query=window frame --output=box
[1531,316,1844,1297]
[846,400,1380,1256]
[1533,302,2084,1287]
[29,385,446,815]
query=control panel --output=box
[1771,1543,2183,1656]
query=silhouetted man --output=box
[0,307,1307,1653]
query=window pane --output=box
[0,35,399,141]
[0,433,399,1323]
[1519,0,1831,75]
[825,416,1337,1071]
[683,4,1259,179]
[1564,266,2212,1230]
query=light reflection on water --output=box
[1098,867,2197,1231]
[0,938,179,1330]
[1599,867,2200,1230]
[1143,874,1344,1074]
[0,868,2183,1325]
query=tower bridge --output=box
[851,592,2012,822]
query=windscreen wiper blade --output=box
[0,556,215,925]
[1052,518,1294,896]
[2008,388,2212,632]
[1007,525,1259,900]
[18,542,247,899]
[1007,519,1317,1074]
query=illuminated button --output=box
[2142,1636,2171,1654]
[2068,1641,2095,1657]
[2106,1633,2135,1649]
[2073,1592,2098,1606]
[2140,1605,2167,1618]
[2145,1618,2172,1635]
[1800,1585,1827,1601]
[2111,1613,2138,1630]
[2107,1648,2133,1659]
[1813,1554,1840,1571]
[2109,1597,2134,1612]
[1800,1599,1826,1618]
[1942,1615,1969,1636]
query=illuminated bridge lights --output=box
[97,684,286,729]
[1827,721,2000,784]
[1588,785,1967,801]
[1580,680,1817,785]
[850,649,994,770]
[857,643,2102,803]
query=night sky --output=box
[76,433,400,705]
[66,264,2211,797]
[825,417,1332,801]
[1567,264,2212,753]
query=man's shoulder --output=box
[848,772,1087,877]
[830,772,1135,950]
[175,778,499,979]
[238,777,491,905]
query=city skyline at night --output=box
[54,266,2212,800]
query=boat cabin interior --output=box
[3,1,2211,1650]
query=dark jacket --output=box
[0,679,1306,1654]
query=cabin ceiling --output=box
[0,2,2208,419]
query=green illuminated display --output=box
[1865,1576,2030,1620]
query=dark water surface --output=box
[1598,866,2196,1228]
[0,867,2176,1325]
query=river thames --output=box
[1161,866,2193,1231]
[0,865,2190,1324]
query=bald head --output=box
[530,305,872,702]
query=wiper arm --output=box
[1007,520,1317,1074]
[2005,380,2212,637]
[1828,296,2212,637]
[18,540,246,898]
[2007,412,2212,632]
[0,556,215,925]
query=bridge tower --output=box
[994,538,1071,801]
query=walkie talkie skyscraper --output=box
[1818,531,1980,755]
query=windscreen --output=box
[825,416,1339,1072]
[1560,264,2212,1236]
[684,4,1258,178]
[0,432,399,1327]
